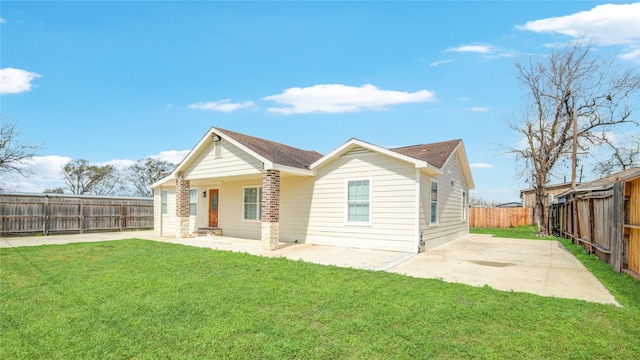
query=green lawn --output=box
[1,233,639,359]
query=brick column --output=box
[261,169,280,250]
[176,172,191,238]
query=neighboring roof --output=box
[215,127,322,169]
[390,139,461,168]
[520,182,577,195]
[495,202,523,208]
[569,167,640,193]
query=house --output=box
[520,182,576,208]
[152,127,475,253]
[550,167,640,279]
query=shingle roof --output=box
[573,167,640,192]
[390,139,461,168]
[216,127,323,169]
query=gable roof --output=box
[152,127,475,190]
[310,138,475,189]
[390,139,462,168]
[215,127,322,169]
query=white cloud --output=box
[518,3,640,46]
[471,107,489,112]
[619,47,640,62]
[471,163,495,169]
[188,99,255,112]
[264,84,435,115]
[1,155,71,193]
[0,68,42,94]
[446,45,495,54]
[429,59,453,67]
[151,150,189,165]
[0,18,6,24]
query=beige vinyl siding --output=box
[217,179,262,239]
[154,187,176,236]
[184,139,262,180]
[153,188,162,234]
[280,175,314,243]
[420,151,470,250]
[306,147,417,252]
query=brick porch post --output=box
[261,169,280,250]
[176,172,191,238]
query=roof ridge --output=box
[390,139,461,150]
[214,126,323,169]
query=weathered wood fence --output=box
[470,207,533,228]
[549,170,640,280]
[0,193,153,236]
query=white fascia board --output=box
[155,127,272,186]
[268,163,315,176]
[150,175,175,188]
[212,127,272,167]
[442,141,475,190]
[310,138,429,171]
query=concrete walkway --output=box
[0,231,618,305]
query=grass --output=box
[1,235,639,359]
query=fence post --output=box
[611,181,623,272]
[43,196,49,235]
[120,204,124,231]
[79,203,84,234]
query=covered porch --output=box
[173,169,282,250]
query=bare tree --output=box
[61,159,123,195]
[0,120,39,179]
[592,132,640,176]
[469,193,498,208]
[507,43,640,233]
[124,158,175,197]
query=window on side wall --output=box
[430,181,438,225]
[244,186,262,221]
[347,179,371,224]
[189,189,198,216]
[462,190,468,221]
[161,190,168,215]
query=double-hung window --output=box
[189,189,198,216]
[430,181,438,225]
[244,187,262,221]
[161,190,168,215]
[347,179,371,224]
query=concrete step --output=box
[197,227,222,236]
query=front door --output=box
[209,189,219,228]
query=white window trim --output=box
[430,180,438,226]
[461,189,468,221]
[161,189,168,216]
[189,188,198,217]
[344,178,372,226]
[242,185,262,222]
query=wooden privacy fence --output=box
[550,171,640,279]
[0,193,153,236]
[470,207,533,228]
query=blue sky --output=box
[1,1,639,201]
